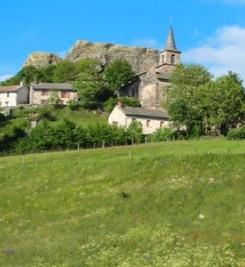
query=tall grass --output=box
[0,140,245,266]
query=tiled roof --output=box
[0,85,23,93]
[31,83,74,91]
[121,106,169,119]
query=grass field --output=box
[0,140,245,266]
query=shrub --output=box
[150,128,187,142]
[104,97,141,112]
[68,99,80,111]
[227,126,245,140]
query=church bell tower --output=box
[159,26,181,66]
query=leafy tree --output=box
[165,64,245,136]
[74,59,112,108]
[40,65,57,82]
[104,59,135,95]
[165,64,212,135]
[53,61,77,82]
[48,90,60,107]
[198,72,245,135]
[1,65,57,86]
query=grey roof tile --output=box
[121,106,169,119]
[31,83,74,91]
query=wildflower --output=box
[199,214,205,220]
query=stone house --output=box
[30,83,78,105]
[0,83,29,108]
[108,102,170,135]
[120,26,181,108]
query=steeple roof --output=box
[164,26,178,51]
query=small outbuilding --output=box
[108,102,170,135]
[0,83,29,108]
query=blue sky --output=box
[1,0,245,80]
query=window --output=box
[160,121,165,128]
[41,90,48,96]
[171,54,176,64]
[61,91,70,98]
[7,92,10,97]
[146,120,151,127]
[5,101,9,107]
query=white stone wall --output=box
[108,106,170,135]
[126,116,170,135]
[0,92,17,107]
[108,106,127,127]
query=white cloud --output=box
[182,25,245,81]
[0,74,13,82]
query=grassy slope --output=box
[0,140,245,266]
[49,107,107,126]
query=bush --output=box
[227,126,245,140]
[16,120,144,153]
[104,97,141,112]
[68,99,80,111]
[150,128,187,142]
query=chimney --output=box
[117,101,123,108]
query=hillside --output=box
[0,140,245,266]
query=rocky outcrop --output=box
[65,40,160,73]
[23,41,160,73]
[24,52,61,68]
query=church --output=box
[119,27,181,108]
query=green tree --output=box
[48,90,60,107]
[74,59,112,108]
[165,64,212,136]
[198,72,245,135]
[165,64,245,136]
[53,61,77,82]
[104,59,135,95]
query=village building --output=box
[120,26,181,108]
[30,83,78,105]
[108,102,170,135]
[0,83,29,108]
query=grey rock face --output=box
[65,40,160,73]
[24,52,61,68]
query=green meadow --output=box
[0,140,245,266]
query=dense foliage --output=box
[165,64,245,136]
[227,126,245,140]
[1,58,136,110]
[16,120,143,153]
[103,97,141,112]
[104,59,135,94]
